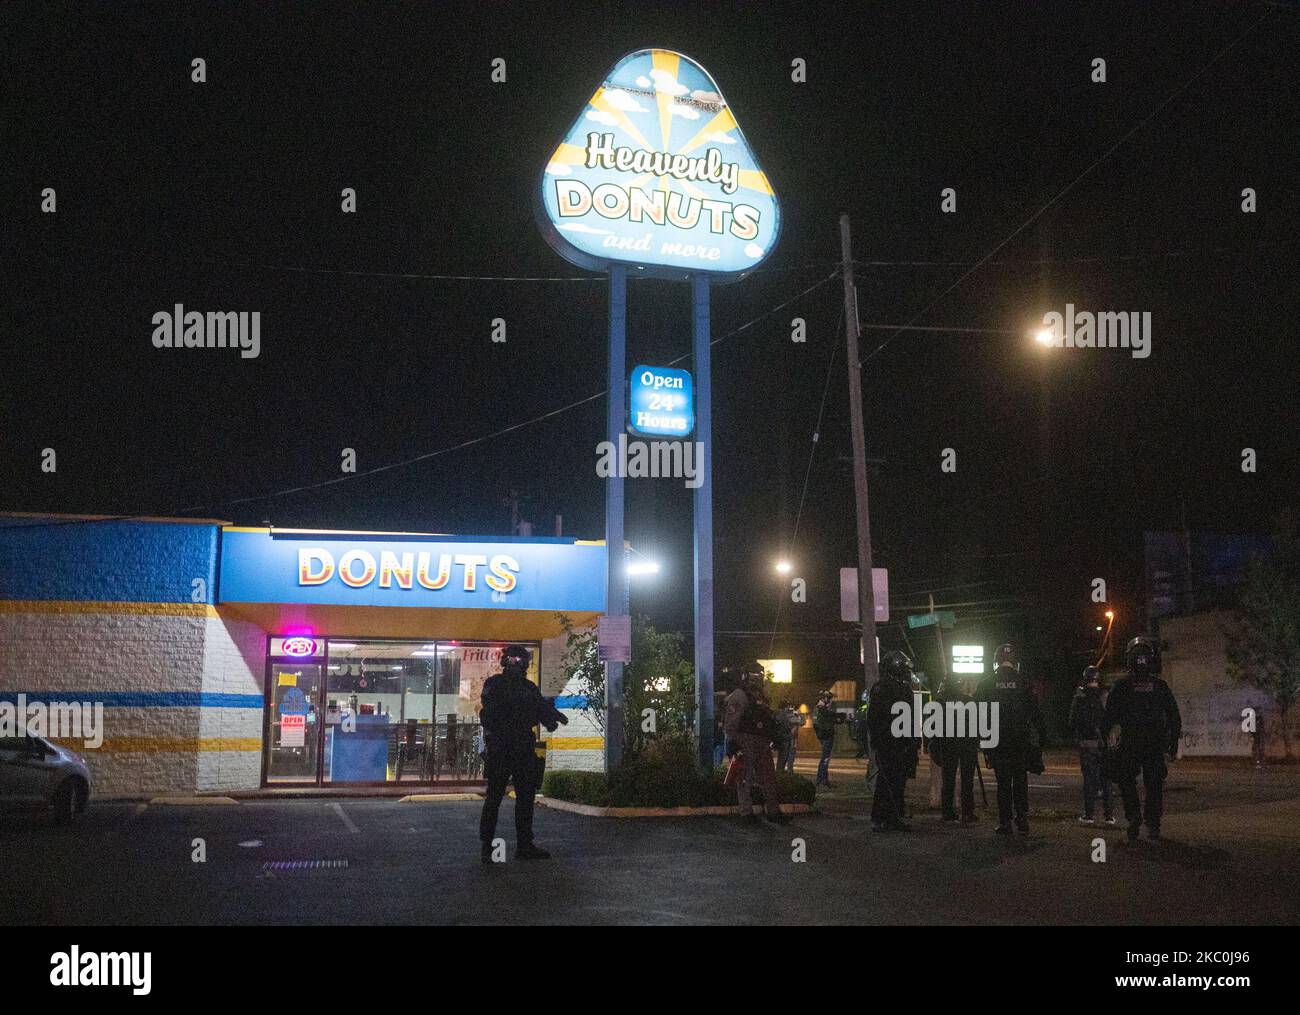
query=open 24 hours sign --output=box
[536,49,780,283]
[628,364,694,437]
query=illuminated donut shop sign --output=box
[217,530,607,613]
[536,49,780,282]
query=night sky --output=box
[5,3,1298,713]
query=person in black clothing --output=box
[1103,636,1182,842]
[812,690,841,787]
[1068,665,1114,825]
[936,676,979,824]
[975,643,1045,836]
[867,651,920,832]
[478,644,568,862]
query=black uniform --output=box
[975,664,1045,831]
[1102,675,1181,837]
[478,664,565,850]
[936,679,979,821]
[867,671,919,827]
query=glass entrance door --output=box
[266,662,323,783]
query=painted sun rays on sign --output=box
[538,48,780,281]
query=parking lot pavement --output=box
[3,766,1299,926]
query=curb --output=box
[537,798,815,818]
[399,793,483,802]
[148,796,240,805]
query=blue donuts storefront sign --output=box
[217,530,606,613]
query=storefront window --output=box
[266,663,322,783]
[264,639,539,786]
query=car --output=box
[0,735,92,823]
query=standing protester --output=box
[478,645,568,863]
[724,664,790,825]
[867,651,920,832]
[850,692,870,759]
[775,701,803,774]
[1103,636,1182,842]
[1069,665,1115,825]
[812,690,841,787]
[936,676,979,824]
[975,643,1045,836]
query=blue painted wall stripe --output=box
[0,691,263,709]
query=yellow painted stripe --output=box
[0,600,219,618]
[545,737,605,751]
[48,736,261,753]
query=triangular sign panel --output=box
[536,49,780,283]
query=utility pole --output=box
[929,591,949,685]
[840,214,879,690]
[927,590,947,809]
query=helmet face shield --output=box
[1125,637,1157,677]
[502,645,532,670]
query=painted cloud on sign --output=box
[649,67,688,95]
[603,88,648,112]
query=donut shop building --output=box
[0,515,608,796]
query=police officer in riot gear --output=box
[478,644,568,862]
[867,651,920,832]
[975,643,1045,835]
[1103,636,1181,842]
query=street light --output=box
[774,560,792,574]
[1034,328,1055,347]
[627,545,660,577]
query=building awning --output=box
[217,602,596,642]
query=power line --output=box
[5,272,842,528]
[20,236,838,285]
[859,5,1276,370]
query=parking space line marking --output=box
[331,802,360,833]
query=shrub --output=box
[542,738,817,809]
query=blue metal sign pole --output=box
[604,264,627,773]
[692,273,715,772]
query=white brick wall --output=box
[539,628,605,773]
[0,606,267,796]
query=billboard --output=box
[537,48,780,282]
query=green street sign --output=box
[907,610,956,630]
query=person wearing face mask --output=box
[478,644,568,862]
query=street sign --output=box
[597,615,632,663]
[907,610,956,630]
[628,364,694,437]
[839,567,889,622]
[536,48,780,283]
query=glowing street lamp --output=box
[774,560,793,574]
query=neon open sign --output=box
[281,637,319,658]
